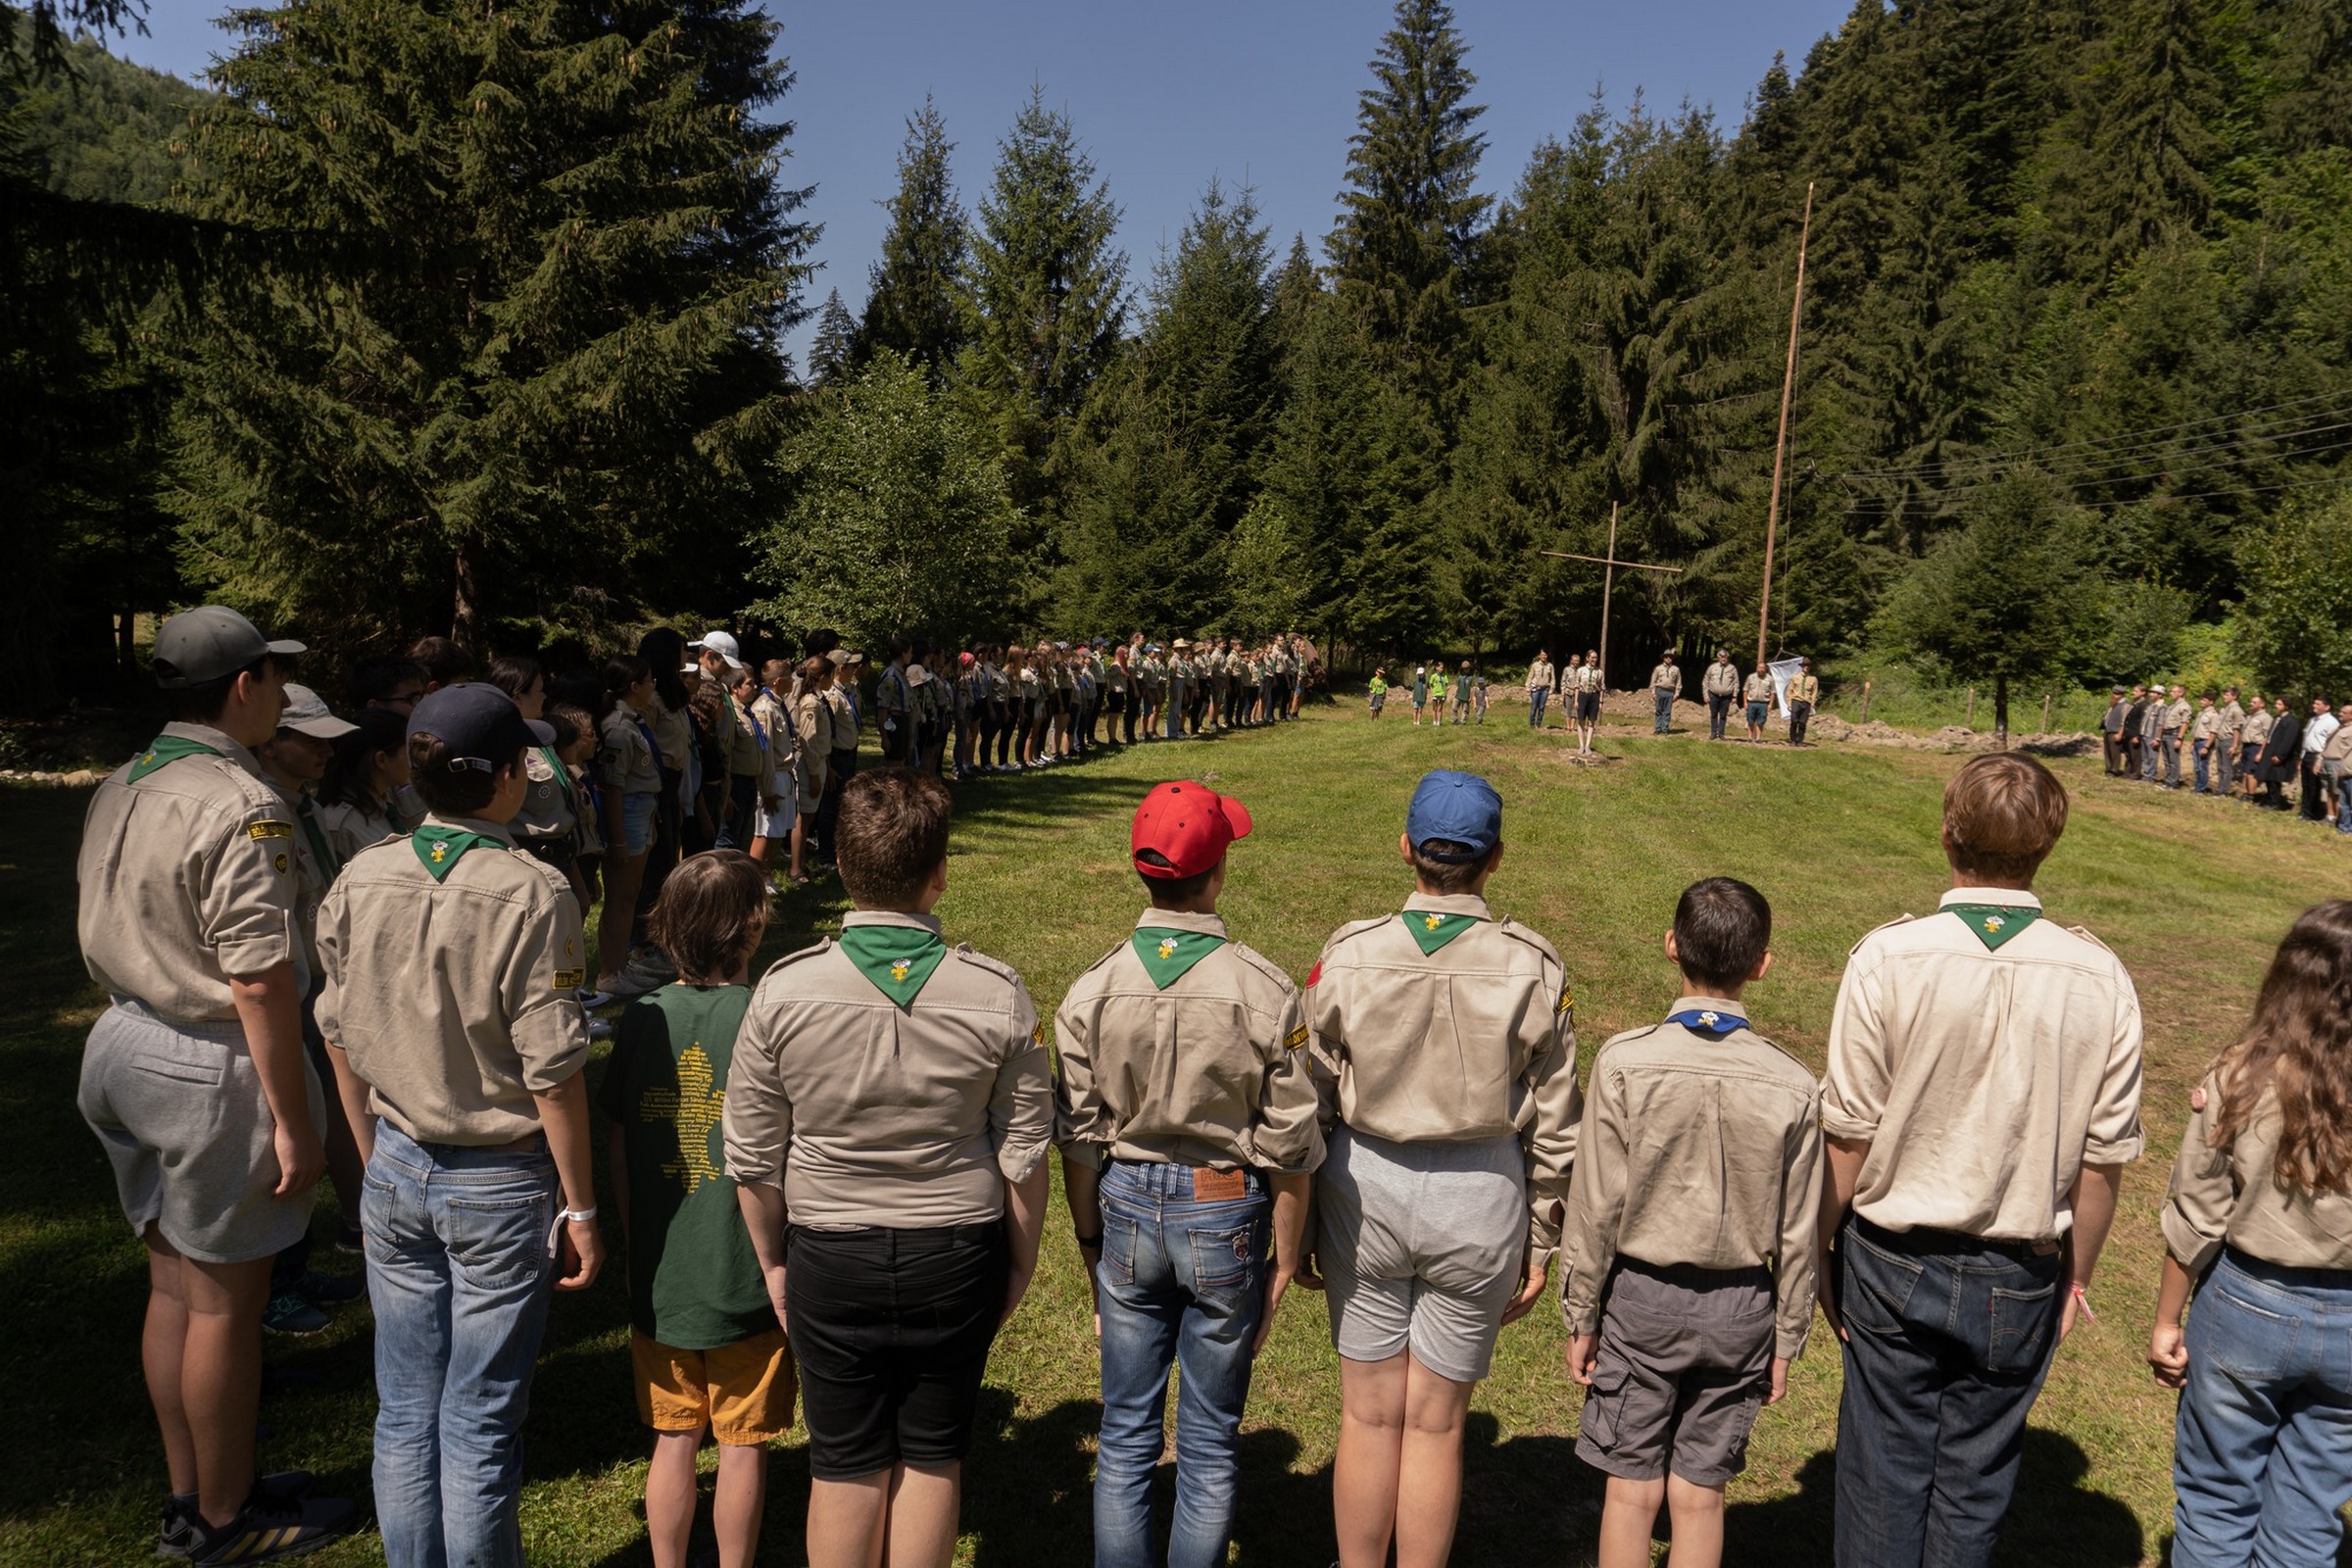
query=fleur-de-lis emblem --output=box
[1699,1011,1720,1028]
[1157,937,1178,960]
[890,959,910,982]
[430,842,449,863]
[1984,914,2004,933]
[1423,913,1444,931]
[141,750,157,766]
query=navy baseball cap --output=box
[408,683,553,773]
[1406,769,1502,860]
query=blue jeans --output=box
[2337,779,2352,834]
[1653,689,1674,733]
[1833,1216,2061,1568]
[1708,694,1732,739]
[2174,1250,2352,1568]
[364,1120,559,1568]
[1094,1159,1269,1568]
[1528,689,1547,726]
[2193,740,2212,793]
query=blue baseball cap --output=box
[408,682,553,773]
[1406,769,1502,861]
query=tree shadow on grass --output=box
[1722,1430,2142,1568]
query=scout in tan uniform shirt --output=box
[1053,780,1318,1568]
[1818,752,2142,1568]
[2149,902,2352,1563]
[314,683,601,1568]
[1562,878,1822,1568]
[724,766,1051,1568]
[1304,768,1579,1568]
[75,607,361,1561]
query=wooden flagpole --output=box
[1756,181,1814,676]
[1600,502,1617,685]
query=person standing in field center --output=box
[76,606,362,1563]
[1649,651,1681,735]
[1786,659,1819,746]
[1817,751,2143,1568]
[1703,651,1740,741]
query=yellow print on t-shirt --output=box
[640,1044,724,1195]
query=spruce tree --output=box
[859,95,967,377]
[809,288,858,386]
[2089,0,2226,264]
[1326,0,1491,417]
[168,0,814,653]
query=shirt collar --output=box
[164,719,268,781]
[843,908,943,936]
[1403,891,1493,919]
[1671,993,1747,1019]
[1133,906,1228,938]
[1940,886,2042,910]
[425,812,516,848]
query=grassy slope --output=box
[3,706,2343,1566]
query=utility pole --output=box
[1756,180,1814,676]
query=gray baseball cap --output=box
[152,606,305,689]
[278,683,358,739]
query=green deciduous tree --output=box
[753,353,1016,649]
[168,0,813,656]
[2232,490,2352,699]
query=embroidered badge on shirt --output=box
[1945,904,2042,952]
[247,820,293,841]
[553,968,586,991]
[1403,910,1483,956]
[1285,1023,1309,1051]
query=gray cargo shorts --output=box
[77,1000,323,1264]
[1576,1258,1775,1487]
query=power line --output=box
[1838,388,2352,481]
[1838,431,2352,514]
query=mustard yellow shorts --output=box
[631,1328,797,1446]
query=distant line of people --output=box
[2101,684,2349,829]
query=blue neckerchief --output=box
[1667,1007,1747,1039]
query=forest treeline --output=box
[6,0,2352,715]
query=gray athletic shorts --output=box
[1575,1259,1774,1486]
[77,1000,324,1264]
[1315,1125,1525,1383]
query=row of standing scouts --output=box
[1366,650,1822,758]
[2102,683,2352,828]
[74,604,2352,1568]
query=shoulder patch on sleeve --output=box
[1847,912,1918,956]
[247,819,293,841]
[553,968,586,991]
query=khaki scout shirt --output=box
[827,685,858,750]
[1649,662,1682,695]
[2191,707,2221,743]
[514,746,577,843]
[2164,1074,2352,1275]
[1703,661,1740,698]
[1305,892,1582,1263]
[2243,709,2275,750]
[2325,720,2352,767]
[723,910,1053,1229]
[1742,673,1774,704]
[2164,699,2192,735]
[1788,672,1820,705]
[723,693,765,777]
[317,796,401,866]
[267,777,335,989]
[1560,998,1824,1358]
[2218,701,2245,742]
[1823,887,2144,1243]
[794,688,834,775]
[316,815,591,1145]
[78,721,300,1024]
[1053,908,1323,1175]
[598,706,662,797]
[752,687,795,802]
[1525,658,1553,692]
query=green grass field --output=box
[5,703,2347,1566]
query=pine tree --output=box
[168,0,814,654]
[859,95,967,376]
[809,288,857,386]
[2089,0,2227,264]
[1325,0,1491,419]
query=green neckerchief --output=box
[1132,927,1227,990]
[412,823,503,882]
[838,923,949,1009]
[128,734,220,783]
[1946,903,2042,952]
[538,746,576,811]
[297,798,341,881]
[1403,908,1484,956]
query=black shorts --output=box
[520,836,575,877]
[786,1222,1006,1479]
[1577,692,1601,720]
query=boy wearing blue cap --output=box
[1560,877,1822,1568]
[316,682,604,1568]
[1303,769,1582,1568]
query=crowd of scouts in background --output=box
[2100,682,2352,829]
[70,602,2352,1568]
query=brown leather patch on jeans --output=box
[1190,1167,1248,1202]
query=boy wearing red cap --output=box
[1304,768,1582,1568]
[1054,781,1323,1568]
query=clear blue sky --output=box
[119,0,1856,371]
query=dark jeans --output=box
[816,748,855,853]
[2302,756,2328,819]
[1789,699,1813,745]
[1834,1215,2062,1568]
[1652,689,1675,733]
[1707,693,1733,739]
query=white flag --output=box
[1767,658,1806,718]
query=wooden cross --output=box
[1541,503,1683,682]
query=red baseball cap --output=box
[1131,781,1252,879]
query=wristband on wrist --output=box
[547,1205,599,1258]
